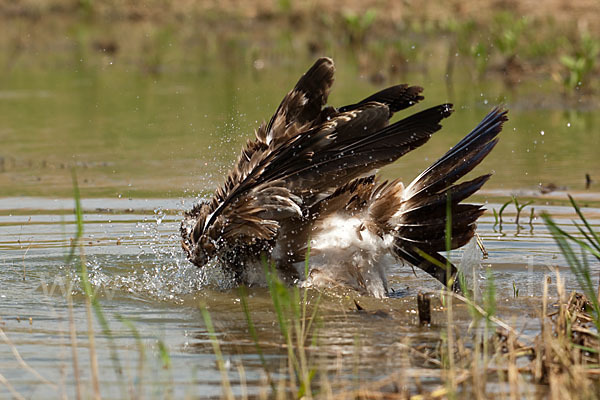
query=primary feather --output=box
[181,57,508,297]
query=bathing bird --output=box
[181,57,507,297]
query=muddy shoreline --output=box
[2,0,600,97]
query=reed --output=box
[542,195,600,329]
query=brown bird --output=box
[181,57,508,297]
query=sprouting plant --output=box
[157,339,172,370]
[200,307,234,399]
[277,0,292,13]
[542,195,600,330]
[492,12,528,62]
[512,281,519,298]
[493,199,512,230]
[341,9,377,45]
[529,207,535,227]
[561,56,588,92]
[513,197,533,227]
[560,31,600,92]
[470,42,489,79]
[444,19,480,81]
[239,287,276,392]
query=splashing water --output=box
[62,199,238,304]
[458,237,484,301]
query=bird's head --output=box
[180,203,217,267]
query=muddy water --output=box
[1,56,600,398]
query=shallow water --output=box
[1,55,600,398]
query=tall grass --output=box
[69,170,102,399]
[542,194,600,329]
[261,246,321,398]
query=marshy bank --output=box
[3,0,600,97]
[1,0,600,398]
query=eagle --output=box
[181,57,507,298]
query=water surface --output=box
[1,55,600,398]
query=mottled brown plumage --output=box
[181,57,508,297]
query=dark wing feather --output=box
[263,57,335,146]
[309,176,377,219]
[339,84,424,114]
[266,104,453,200]
[389,107,508,288]
[393,246,458,289]
[405,107,508,199]
[188,58,454,260]
[192,58,337,246]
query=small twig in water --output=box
[475,232,488,258]
[0,328,58,390]
[0,371,26,400]
[417,292,431,325]
[21,242,31,281]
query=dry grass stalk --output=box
[80,249,101,400]
[0,371,26,400]
[0,327,57,390]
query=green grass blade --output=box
[569,194,600,248]
[543,212,600,328]
[498,199,512,224]
[66,169,84,264]
[200,306,234,400]
[238,287,276,392]
[574,221,600,255]
[71,170,125,388]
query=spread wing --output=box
[189,58,336,247]
[188,58,450,253]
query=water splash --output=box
[458,237,484,301]
[67,207,237,303]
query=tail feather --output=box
[401,175,491,220]
[394,246,458,289]
[396,205,485,243]
[391,107,508,289]
[405,107,508,199]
